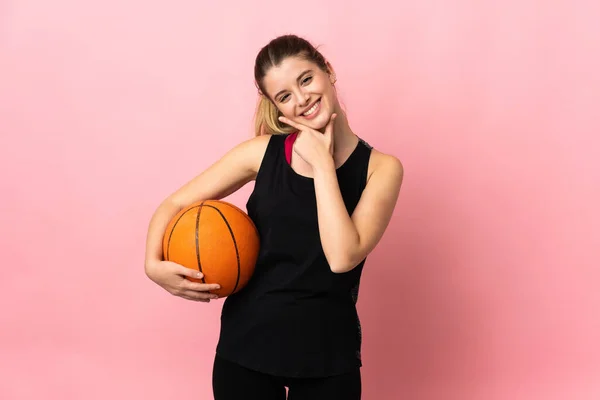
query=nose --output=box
[296,91,310,107]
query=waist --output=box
[219,293,361,353]
[224,287,356,316]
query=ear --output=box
[326,62,337,84]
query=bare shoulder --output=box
[167,134,274,206]
[236,133,272,154]
[367,147,404,186]
[243,133,273,149]
[232,134,273,175]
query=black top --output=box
[215,133,373,378]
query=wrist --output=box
[312,154,335,174]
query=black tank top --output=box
[215,133,373,378]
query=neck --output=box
[330,109,358,157]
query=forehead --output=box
[263,57,319,97]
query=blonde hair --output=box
[254,95,296,136]
[253,34,331,137]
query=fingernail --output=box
[196,272,202,277]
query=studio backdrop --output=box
[1,1,599,399]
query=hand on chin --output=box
[278,113,337,169]
[296,113,329,133]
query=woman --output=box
[144,34,403,399]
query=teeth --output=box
[303,101,320,116]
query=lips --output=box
[299,98,321,117]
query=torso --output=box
[215,133,374,378]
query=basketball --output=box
[162,200,260,298]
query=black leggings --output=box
[212,354,361,400]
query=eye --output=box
[280,94,290,102]
[302,76,313,85]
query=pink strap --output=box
[284,131,299,165]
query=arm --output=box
[277,113,404,274]
[313,152,404,273]
[144,134,271,275]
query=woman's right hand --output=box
[145,260,221,303]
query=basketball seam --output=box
[204,205,241,296]
[195,202,206,283]
[166,205,200,262]
[216,201,259,236]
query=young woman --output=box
[144,34,403,399]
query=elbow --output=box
[324,236,365,273]
[328,254,363,274]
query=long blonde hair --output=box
[253,95,296,136]
[253,34,330,137]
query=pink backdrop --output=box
[1,1,599,399]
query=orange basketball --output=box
[162,200,260,298]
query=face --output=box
[262,56,338,131]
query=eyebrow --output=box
[273,69,313,100]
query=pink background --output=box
[1,1,599,399]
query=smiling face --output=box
[262,56,338,131]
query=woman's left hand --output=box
[278,113,337,170]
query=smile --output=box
[302,100,321,119]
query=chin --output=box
[311,114,332,131]
[300,110,332,131]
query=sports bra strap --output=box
[284,132,299,165]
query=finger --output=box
[181,293,210,302]
[181,295,210,303]
[180,290,219,301]
[325,113,337,138]
[182,280,221,292]
[278,116,304,131]
[177,266,204,280]
[178,290,219,301]
[171,289,209,302]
